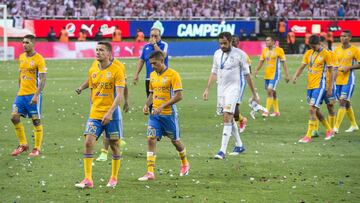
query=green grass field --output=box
[0,56,360,202]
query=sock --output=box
[273,99,280,113]
[335,108,346,129]
[147,152,156,173]
[320,118,332,131]
[266,97,273,112]
[306,120,316,138]
[328,115,336,129]
[101,148,108,154]
[111,155,121,180]
[231,120,243,147]
[178,149,189,166]
[220,123,232,153]
[239,114,244,122]
[34,125,43,149]
[346,107,358,127]
[14,122,27,145]
[314,119,319,131]
[83,154,93,181]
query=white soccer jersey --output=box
[212,47,250,97]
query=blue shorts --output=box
[307,87,326,108]
[324,84,337,105]
[147,114,180,141]
[336,84,355,101]
[12,94,42,119]
[265,79,279,90]
[84,119,122,140]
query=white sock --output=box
[220,123,232,153]
[232,120,243,147]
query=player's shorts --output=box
[12,94,42,119]
[84,119,122,140]
[265,79,279,90]
[217,93,239,115]
[147,114,180,141]
[307,87,326,108]
[336,83,355,101]
[237,77,246,104]
[323,84,337,105]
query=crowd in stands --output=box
[1,0,359,19]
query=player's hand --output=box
[254,70,258,78]
[101,112,111,125]
[149,37,156,45]
[252,94,260,104]
[285,76,290,83]
[291,76,297,84]
[29,95,38,105]
[133,75,139,85]
[123,101,129,113]
[203,89,209,101]
[143,105,149,115]
[152,106,163,115]
[75,88,82,95]
[340,66,351,72]
[326,89,332,97]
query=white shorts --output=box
[217,94,239,115]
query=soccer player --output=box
[292,35,334,143]
[10,34,46,157]
[76,57,129,162]
[312,36,339,136]
[254,36,290,117]
[138,51,190,181]
[133,27,168,112]
[203,32,258,159]
[333,30,360,133]
[75,42,125,188]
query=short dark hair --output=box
[97,42,112,52]
[319,36,326,42]
[342,30,352,36]
[149,50,165,60]
[309,34,320,44]
[24,34,35,41]
[219,32,232,42]
[266,36,274,41]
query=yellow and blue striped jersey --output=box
[260,46,286,80]
[334,45,360,85]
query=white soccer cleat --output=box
[333,128,339,134]
[345,126,359,133]
[75,178,94,189]
[138,172,155,181]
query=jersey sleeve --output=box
[37,55,47,73]
[171,71,183,91]
[240,53,250,75]
[354,47,360,62]
[302,51,310,64]
[260,49,266,61]
[115,69,126,88]
[278,48,286,61]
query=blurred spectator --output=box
[249,30,258,41]
[278,18,286,40]
[287,30,296,54]
[320,29,327,39]
[112,26,122,42]
[303,30,311,53]
[94,27,103,41]
[59,26,69,42]
[239,29,248,41]
[78,29,87,41]
[47,27,56,42]
[326,30,334,50]
[135,28,145,42]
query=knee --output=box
[85,138,95,148]
[10,115,20,124]
[147,136,156,145]
[109,140,119,149]
[32,119,41,126]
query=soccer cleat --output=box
[138,172,155,181]
[270,112,280,117]
[298,136,311,143]
[96,152,108,162]
[239,117,248,133]
[229,146,245,155]
[179,165,190,176]
[324,130,334,140]
[11,145,29,156]
[333,128,339,134]
[262,111,269,117]
[345,125,359,133]
[75,178,94,189]
[28,148,40,157]
[106,178,118,188]
[250,110,256,119]
[312,130,320,138]
[214,151,225,159]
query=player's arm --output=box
[123,84,129,112]
[254,59,264,78]
[133,59,145,85]
[152,90,182,115]
[291,63,307,84]
[245,73,259,103]
[203,72,216,101]
[75,78,89,95]
[143,92,153,115]
[340,63,360,72]
[101,86,124,125]
[30,73,46,105]
[281,61,290,83]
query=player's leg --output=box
[344,83,358,131]
[315,109,334,140]
[299,89,320,143]
[10,95,29,156]
[326,103,336,129]
[27,94,44,157]
[229,118,245,156]
[96,136,109,162]
[263,80,272,117]
[271,90,281,116]
[105,119,122,187]
[238,79,248,132]
[214,112,233,159]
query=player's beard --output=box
[221,46,231,53]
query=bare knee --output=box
[171,139,184,152]
[10,115,20,124]
[32,119,41,126]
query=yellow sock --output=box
[328,115,336,129]
[178,149,189,166]
[14,122,27,145]
[273,99,280,113]
[266,97,273,112]
[320,119,332,131]
[314,119,319,131]
[111,155,121,180]
[147,152,156,173]
[346,107,358,127]
[335,108,347,129]
[84,155,93,181]
[306,120,316,138]
[34,125,43,149]
[239,114,244,122]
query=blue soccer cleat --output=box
[214,151,225,159]
[229,146,245,155]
